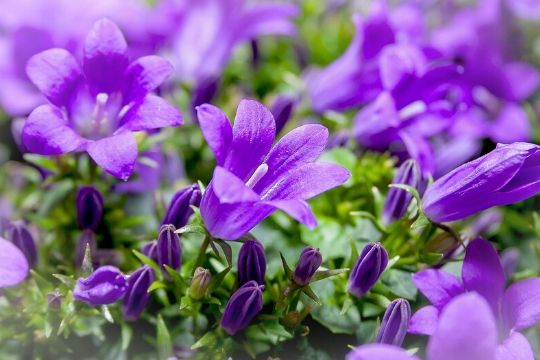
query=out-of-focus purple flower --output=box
[409,238,540,358]
[197,100,349,240]
[156,224,181,271]
[348,242,388,298]
[292,246,322,286]
[76,186,104,231]
[500,247,520,279]
[21,19,182,180]
[6,220,38,266]
[382,159,421,225]
[75,230,97,268]
[141,240,158,263]
[237,239,266,286]
[123,265,155,321]
[189,267,212,300]
[73,265,127,305]
[347,343,419,360]
[466,208,503,239]
[0,236,29,288]
[220,280,264,335]
[423,142,540,223]
[376,299,411,346]
[270,95,296,134]
[191,77,220,115]
[162,184,201,229]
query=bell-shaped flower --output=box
[156,224,181,271]
[73,265,127,306]
[197,100,349,240]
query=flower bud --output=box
[237,239,266,286]
[189,267,212,300]
[141,240,158,263]
[382,159,421,225]
[75,230,97,267]
[76,186,104,231]
[6,220,38,266]
[123,265,155,321]
[221,280,264,335]
[292,247,322,286]
[270,95,296,134]
[376,298,411,346]
[162,184,202,229]
[47,289,64,310]
[501,247,520,279]
[348,243,388,298]
[73,266,127,306]
[157,224,181,271]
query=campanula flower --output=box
[0,237,29,288]
[348,243,388,298]
[161,184,201,229]
[123,265,155,321]
[21,18,183,180]
[6,220,38,266]
[376,299,411,346]
[189,267,212,300]
[409,238,540,358]
[382,159,421,225]
[237,239,266,286]
[422,142,540,223]
[292,246,322,286]
[220,280,264,335]
[73,265,127,305]
[141,240,158,263]
[197,100,350,240]
[76,186,104,231]
[156,224,181,271]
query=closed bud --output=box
[348,243,388,298]
[157,224,181,271]
[221,280,264,335]
[73,266,127,306]
[237,239,266,286]
[75,230,97,267]
[376,298,411,346]
[382,159,421,225]
[123,265,155,321]
[141,240,158,263]
[76,186,104,231]
[189,267,212,300]
[162,184,202,229]
[270,95,296,134]
[6,220,38,266]
[293,247,322,286]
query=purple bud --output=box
[382,159,421,225]
[376,298,411,346]
[189,267,212,300]
[348,243,388,298]
[237,239,266,286]
[157,224,181,271]
[75,230,97,267]
[6,220,37,266]
[73,266,127,306]
[123,265,155,321]
[162,184,201,229]
[293,247,322,286]
[270,96,296,134]
[501,247,520,279]
[221,280,264,335]
[191,77,220,118]
[141,240,158,263]
[76,186,104,231]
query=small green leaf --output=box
[175,224,206,235]
[132,250,161,274]
[208,266,231,293]
[148,280,167,292]
[156,315,173,359]
[121,323,133,350]
[191,331,217,350]
[310,268,349,282]
[280,253,293,278]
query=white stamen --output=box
[246,163,269,188]
[91,93,109,134]
[398,101,427,120]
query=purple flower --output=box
[270,95,296,134]
[382,159,421,225]
[348,243,388,298]
[422,142,540,223]
[73,265,127,306]
[292,246,322,286]
[409,238,540,357]
[6,220,38,266]
[220,280,264,335]
[76,186,104,231]
[123,265,155,321]
[0,237,29,288]
[347,343,419,360]
[376,299,411,346]
[21,19,182,180]
[161,184,201,229]
[156,224,181,271]
[141,240,158,263]
[237,239,266,286]
[197,100,350,240]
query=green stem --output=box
[193,235,211,275]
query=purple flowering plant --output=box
[1,0,540,358]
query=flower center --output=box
[398,100,426,120]
[246,163,269,189]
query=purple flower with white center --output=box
[76,186,104,231]
[21,18,183,180]
[0,236,29,288]
[220,280,264,335]
[376,299,411,346]
[382,159,421,225]
[422,142,540,223]
[292,246,322,286]
[161,184,201,229]
[408,238,540,358]
[6,220,38,266]
[73,265,127,306]
[348,242,388,298]
[197,100,350,240]
[123,265,155,321]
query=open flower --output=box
[21,18,182,180]
[197,100,350,240]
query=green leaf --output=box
[81,243,94,277]
[311,304,360,334]
[38,180,75,217]
[121,323,133,350]
[148,280,167,292]
[301,285,321,304]
[175,224,206,235]
[208,266,231,293]
[132,250,161,274]
[280,253,293,278]
[311,268,349,283]
[156,315,173,359]
[191,331,217,350]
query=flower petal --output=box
[212,167,260,204]
[408,305,439,335]
[125,55,174,101]
[462,238,505,311]
[490,103,530,144]
[346,344,420,360]
[118,94,183,132]
[197,104,233,166]
[263,199,317,228]
[87,132,137,181]
[502,278,540,332]
[26,48,83,107]
[412,269,464,309]
[504,62,540,101]
[238,3,298,40]
[22,105,87,155]
[427,293,498,360]
[495,332,534,360]
[0,237,29,288]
